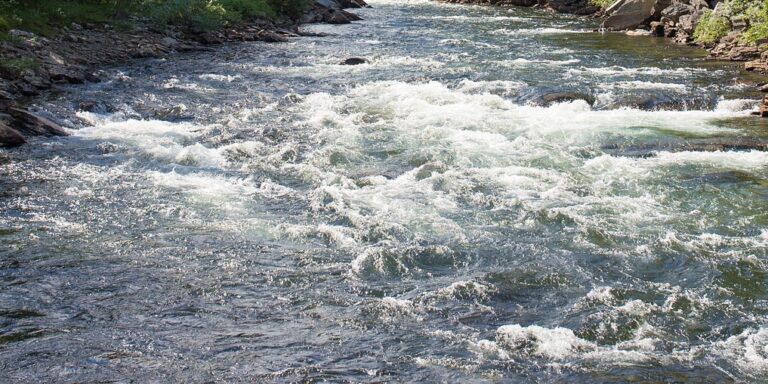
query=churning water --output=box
[1,0,768,382]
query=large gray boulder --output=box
[602,0,657,30]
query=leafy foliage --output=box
[693,9,730,45]
[0,0,313,34]
[696,0,768,45]
[589,0,615,9]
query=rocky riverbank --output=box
[0,0,367,147]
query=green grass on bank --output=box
[0,0,313,36]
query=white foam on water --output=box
[567,66,711,77]
[493,28,590,36]
[715,98,759,113]
[198,73,241,82]
[499,58,581,67]
[495,324,597,359]
[600,81,688,91]
[712,327,768,378]
[415,15,528,22]
[75,118,227,168]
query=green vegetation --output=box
[0,0,313,35]
[742,1,768,44]
[0,57,39,75]
[589,0,615,9]
[693,9,730,45]
[693,0,768,45]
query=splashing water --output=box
[1,1,767,382]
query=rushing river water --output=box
[2,0,768,382]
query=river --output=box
[1,0,767,382]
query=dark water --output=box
[1,0,768,382]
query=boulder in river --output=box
[8,107,69,137]
[602,0,666,30]
[540,92,595,105]
[341,57,369,65]
[0,122,26,147]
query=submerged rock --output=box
[341,57,369,65]
[533,91,596,106]
[602,138,768,157]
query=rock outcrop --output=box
[601,0,675,30]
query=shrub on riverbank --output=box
[0,0,313,35]
[693,9,730,45]
[693,0,768,45]
[589,0,614,8]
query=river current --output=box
[1,0,768,382]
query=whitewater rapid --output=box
[1,0,766,382]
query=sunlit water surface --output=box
[1,0,768,382]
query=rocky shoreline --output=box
[0,0,368,147]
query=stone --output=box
[758,83,768,92]
[760,104,768,117]
[602,0,657,30]
[341,57,368,65]
[678,12,702,33]
[726,46,760,61]
[78,100,116,114]
[745,60,768,72]
[8,107,69,137]
[537,91,596,106]
[160,37,178,48]
[660,2,693,23]
[0,122,25,146]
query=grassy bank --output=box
[0,0,313,36]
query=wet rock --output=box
[615,94,685,111]
[536,91,596,106]
[335,0,370,8]
[8,107,69,137]
[745,60,768,73]
[78,100,116,114]
[758,83,768,92]
[602,138,768,157]
[326,9,363,24]
[341,57,368,65]
[257,30,289,43]
[48,65,87,84]
[150,105,193,122]
[0,122,25,147]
